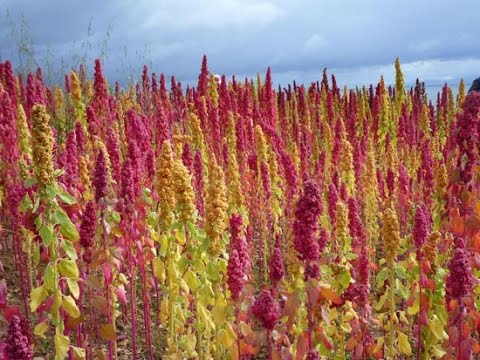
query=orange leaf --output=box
[319,287,343,305]
[239,340,259,355]
[99,324,116,341]
[472,234,480,251]
[296,332,309,360]
[451,215,465,236]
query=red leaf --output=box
[295,332,309,360]
[3,305,21,322]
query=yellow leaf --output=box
[52,289,62,314]
[183,270,198,291]
[198,303,215,330]
[67,278,80,299]
[152,257,165,282]
[373,337,384,354]
[397,331,412,355]
[212,302,226,325]
[219,323,236,347]
[58,259,79,279]
[34,319,49,338]
[407,296,420,316]
[55,332,70,360]
[30,285,48,312]
[374,291,388,311]
[176,229,186,245]
[179,278,189,294]
[72,346,86,360]
[62,295,81,318]
[429,317,448,341]
[431,345,446,359]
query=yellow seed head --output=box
[335,201,350,250]
[16,104,31,157]
[172,159,196,225]
[381,208,400,264]
[205,158,228,256]
[31,105,54,188]
[156,141,176,229]
[79,155,93,201]
[423,231,440,268]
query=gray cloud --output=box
[1,0,479,90]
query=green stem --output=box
[195,290,203,360]
[388,267,395,359]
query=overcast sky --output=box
[1,0,479,91]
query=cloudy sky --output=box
[1,0,479,92]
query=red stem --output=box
[129,265,138,360]
[417,278,422,360]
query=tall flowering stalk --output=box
[412,205,429,359]
[293,180,322,355]
[28,104,83,359]
[381,207,401,359]
[446,238,474,359]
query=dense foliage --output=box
[0,56,479,359]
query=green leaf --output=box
[374,291,388,311]
[111,211,121,224]
[184,270,198,291]
[396,281,409,299]
[58,259,79,279]
[395,266,408,280]
[32,196,40,213]
[34,215,43,231]
[54,168,65,177]
[53,210,79,241]
[159,234,168,257]
[24,177,36,188]
[30,285,48,312]
[206,261,220,282]
[179,333,197,354]
[44,263,56,291]
[67,278,80,299]
[39,225,55,246]
[62,240,78,260]
[62,295,80,318]
[178,255,190,274]
[19,194,33,213]
[57,191,76,205]
[55,331,70,360]
[46,184,57,199]
[376,268,389,288]
[338,269,351,289]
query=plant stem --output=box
[388,268,395,359]
[129,264,137,360]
